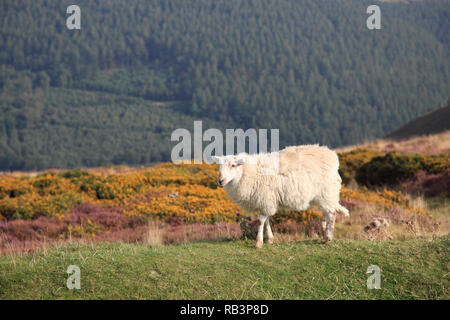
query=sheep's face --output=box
[212,155,245,187]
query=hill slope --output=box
[337,129,450,155]
[387,102,450,140]
[0,0,449,170]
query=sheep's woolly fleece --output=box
[217,145,349,217]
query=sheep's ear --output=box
[236,158,245,166]
[212,156,224,164]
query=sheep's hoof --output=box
[255,241,263,249]
[321,237,331,244]
[267,238,274,244]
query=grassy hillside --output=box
[387,102,450,140]
[0,239,448,299]
[1,133,448,300]
[1,0,449,170]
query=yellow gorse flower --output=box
[0,162,429,224]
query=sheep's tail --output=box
[334,171,349,216]
[336,204,349,217]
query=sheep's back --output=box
[278,145,339,180]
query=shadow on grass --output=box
[175,237,327,249]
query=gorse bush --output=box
[356,152,450,187]
[59,169,90,179]
[338,148,383,184]
[0,162,432,226]
[0,164,242,223]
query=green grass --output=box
[0,238,448,300]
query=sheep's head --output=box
[212,155,245,187]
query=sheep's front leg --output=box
[255,215,267,249]
[265,218,274,244]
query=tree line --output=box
[0,0,448,170]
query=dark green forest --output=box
[0,0,449,170]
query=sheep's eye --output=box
[231,164,237,168]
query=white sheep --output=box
[212,145,349,248]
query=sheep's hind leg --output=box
[321,211,336,244]
[321,216,327,239]
[264,217,274,244]
[255,215,267,249]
